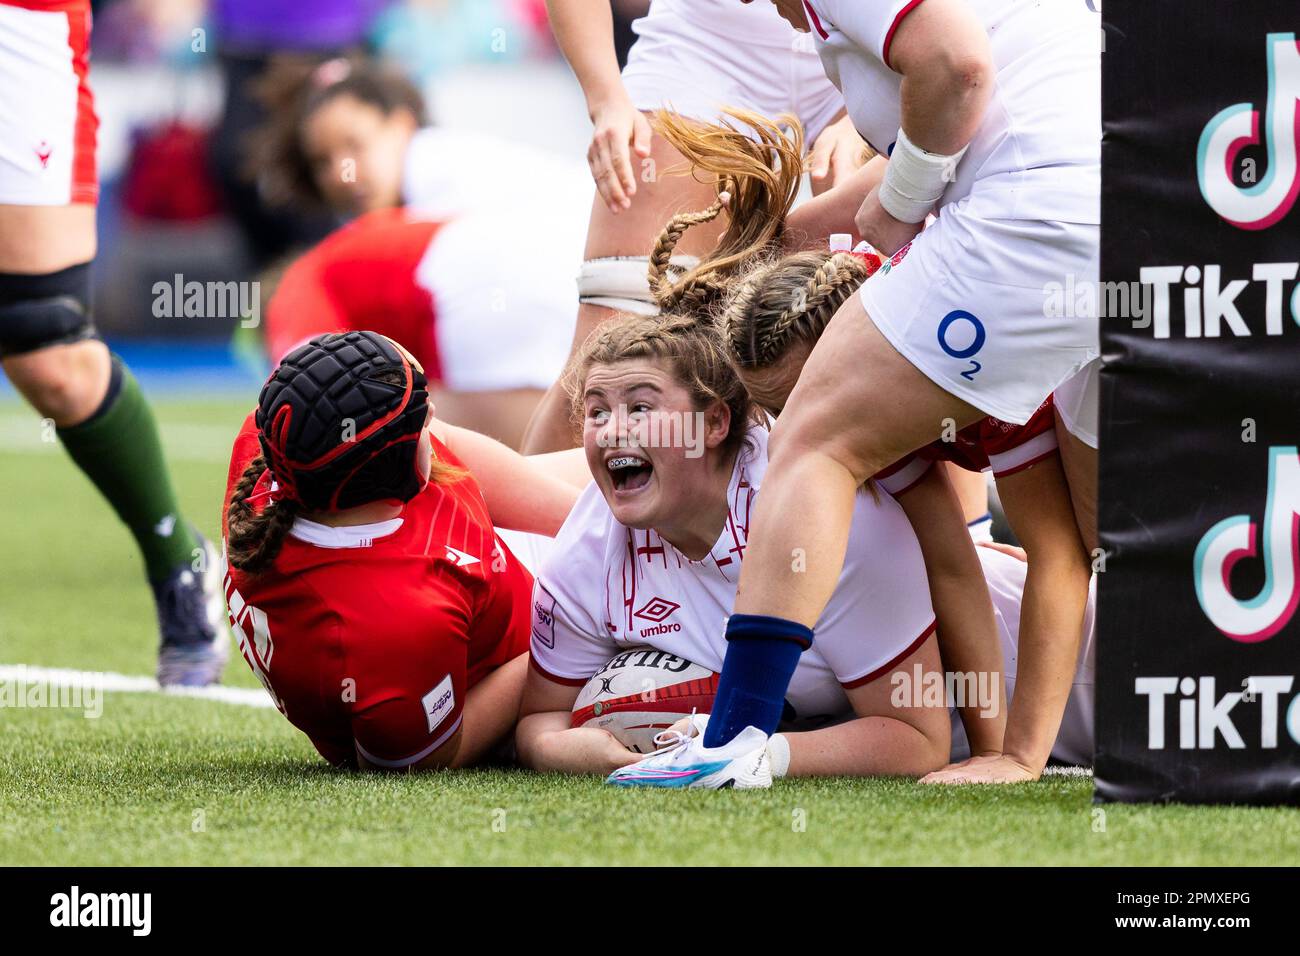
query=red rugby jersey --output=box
[220,413,531,768]
[266,209,445,379]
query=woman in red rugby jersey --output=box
[222,331,584,771]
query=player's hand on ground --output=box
[587,95,653,213]
[854,186,925,256]
[920,754,1038,785]
[808,114,869,196]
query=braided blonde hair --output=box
[720,251,872,412]
[645,106,806,318]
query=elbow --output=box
[929,44,993,99]
[514,719,553,772]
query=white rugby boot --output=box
[605,714,772,790]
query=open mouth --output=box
[606,454,653,493]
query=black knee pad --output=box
[0,263,97,357]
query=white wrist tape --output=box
[876,127,968,223]
[766,733,791,779]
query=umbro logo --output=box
[35,141,52,169]
[634,596,680,623]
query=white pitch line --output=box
[0,663,274,708]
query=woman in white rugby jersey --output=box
[514,309,1097,781]
[516,310,952,783]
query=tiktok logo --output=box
[1197,33,1300,230]
[1194,447,1300,643]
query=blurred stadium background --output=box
[3,0,615,362]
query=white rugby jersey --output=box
[634,0,810,50]
[530,426,937,724]
[801,0,1101,223]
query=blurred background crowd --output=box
[81,0,648,346]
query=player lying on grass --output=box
[222,331,588,771]
[249,57,589,447]
[515,311,952,782]
[514,310,1096,781]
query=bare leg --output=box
[944,461,990,525]
[1055,411,1098,554]
[734,295,983,625]
[3,339,112,427]
[0,203,96,273]
[520,130,727,453]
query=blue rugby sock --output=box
[703,614,813,748]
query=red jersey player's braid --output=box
[226,455,301,575]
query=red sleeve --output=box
[267,210,444,375]
[982,396,1059,478]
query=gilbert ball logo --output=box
[1197,33,1300,230]
[1194,446,1300,642]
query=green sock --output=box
[57,356,201,582]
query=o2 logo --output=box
[937,309,985,380]
[1194,446,1300,642]
[1197,33,1300,230]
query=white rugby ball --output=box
[570,646,718,753]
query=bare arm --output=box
[895,465,1007,755]
[515,665,642,774]
[545,0,652,211]
[782,634,950,777]
[449,653,530,768]
[854,0,995,254]
[890,0,993,155]
[433,420,581,535]
[784,155,887,251]
[995,457,1092,776]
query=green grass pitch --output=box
[1,394,1297,866]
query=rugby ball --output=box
[571,646,718,753]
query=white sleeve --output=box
[815,490,937,687]
[809,0,926,68]
[528,485,618,685]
